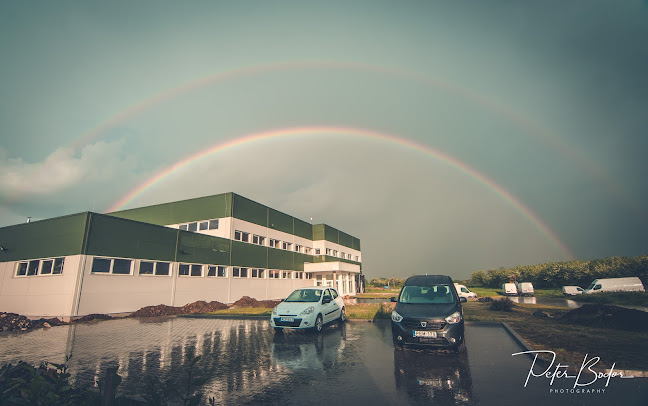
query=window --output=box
[179,224,188,231]
[269,270,281,279]
[27,260,40,276]
[341,252,346,259]
[332,250,338,257]
[234,231,249,242]
[283,271,290,279]
[355,256,359,261]
[187,222,198,232]
[233,267,248,278]
[209,219,219,230]
[16,262,28,276]
[251,268,264,278]
[270,239,280,248]
[208,265,227,277]
[305,247,311,255]
[315,249,320,255]
[91,257,132,275]
[282,242,291,250]
[139,261,171,276]
[295,244,302,253]
[331,289,339,299]
[326,248,331,255]
[41,260,53,275]
[199,221,209,230]
[179,263,203,276]
[253,235,265,245]
[294,272,303,279]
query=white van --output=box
[562,286,584,296]
[583,277,645,294]
[502,283,518,296]
[516,282,534,296]
[454,284,477,299]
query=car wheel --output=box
[314,314,323,333]
[339,307,346,323]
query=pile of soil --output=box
[231,296,280,309]
[0,313,67,332]
[74,313,113,323]
[561,304,648,332]
[130,300,228,317]
[180,300,228,313]
[477,297,494,303]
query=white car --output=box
[271,287,346,333]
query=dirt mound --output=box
[181,300,228,313]
[74,314,113,323]
[561,304,648,332]
[130,300,229,317]
[231,296,280,308]
[130,304,184,317]
[0,313,68,332]
[477,297,494,303]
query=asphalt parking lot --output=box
[0,317,646,405]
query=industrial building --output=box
[0,193,362,319]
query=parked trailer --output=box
[583,277,645,294]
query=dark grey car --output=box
[391,275,467,351]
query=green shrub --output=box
[490,298,514,312]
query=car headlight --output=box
[445,311,462,324]
[272,307,277,315]
[391,311,403,323]
[300,306,314,316]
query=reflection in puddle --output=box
[394,348,474,405]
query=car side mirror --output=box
[390,297,397,302]
[280,298,285,302]
[459,297,467,303]
[322,297,331,304]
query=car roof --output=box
[404,275,453,286]
[294,287,325,290]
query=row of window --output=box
[179,219,219,232]
[234,229,360,261]
[15,257,65,277]
[90,257,308,279]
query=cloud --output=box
[0,139,135,199]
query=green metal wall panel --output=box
[293,252,313,271]
[293,218,313,240]
[232,194,268,227]
[268,209,292,234]
[109,193,232,225]
[268,248,294,270]
[177,232,231,265]
[0,213,88,262]
[230,240,267,268]
[339,231,353,248]
[86,214,178,261]
[312,224,325,241]
[352,237,361,251]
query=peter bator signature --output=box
[511,350,634,388]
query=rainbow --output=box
[71,60,641,215]
[107,126,575,259]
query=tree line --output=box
[468,255,648,289]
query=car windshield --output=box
[586,282,597,290]
[399,285,455,304]
[285,289,322,302]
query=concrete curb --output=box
[501,322,648,378]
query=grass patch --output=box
[204,307,273,316]
[346,303,395,320]
[353,292,398,298]
[365,287,401,294]
[463,302,648,370]
[571,291,648,307]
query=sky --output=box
[1,1,647,280]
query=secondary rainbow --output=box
[107,126,575,259]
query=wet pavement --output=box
[0,317,647,405]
